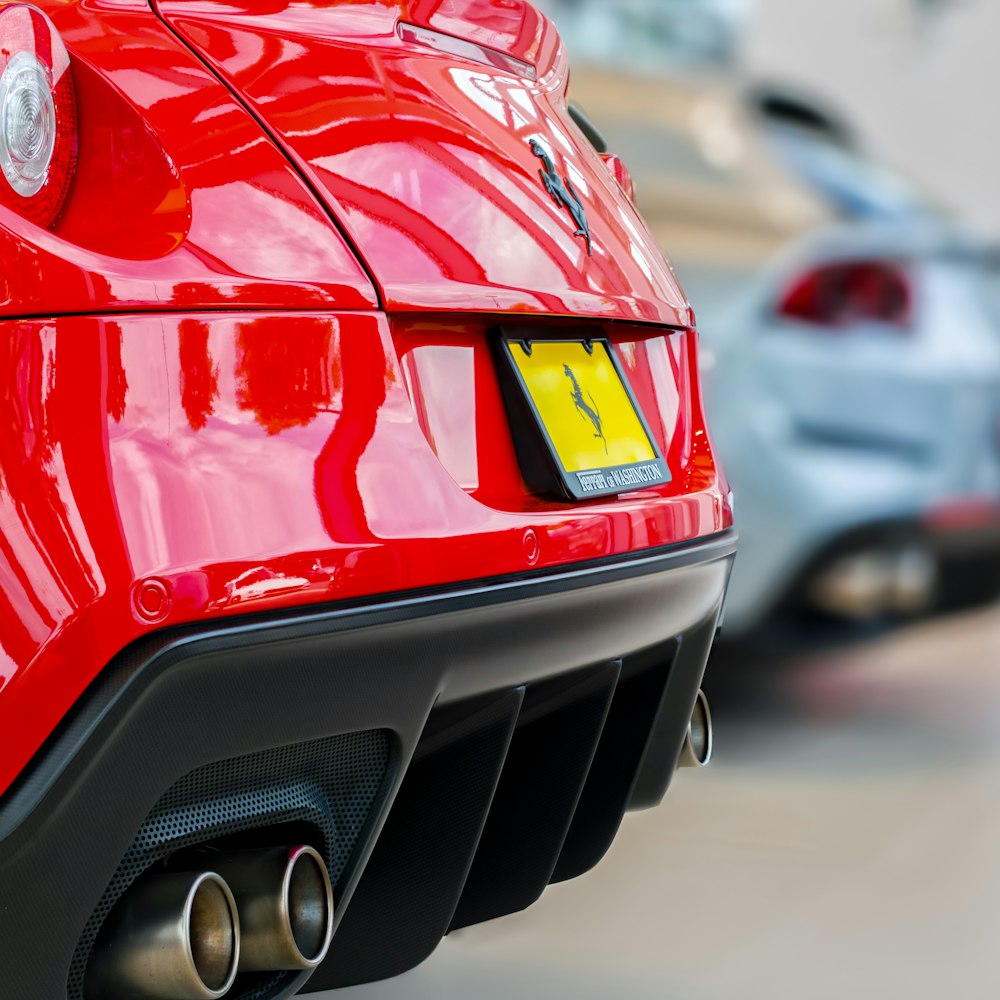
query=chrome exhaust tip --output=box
[86,871,240,1000]
[888,546,937,615]
[677,689,713,768]
[213,845,334,971]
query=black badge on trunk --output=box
[530,139,593,256]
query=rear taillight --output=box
[599,152,636,203]
[778,261,911,329]
[0,3,76,228]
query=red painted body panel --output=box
[0,0,732,803]
[0,0,377,316]
[155,0,692,324]
[0,312,729,796]
[405,0,548,66]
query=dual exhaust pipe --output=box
[88,694,712,998]
[87,846,334,1000]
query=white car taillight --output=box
[777,260,912,330]
[0,3,76,228]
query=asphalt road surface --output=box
[320,604,1000,1000]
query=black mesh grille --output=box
[69,729,391,1000]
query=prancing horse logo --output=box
[563,364,607,454]
[530,139,593,256]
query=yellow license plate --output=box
[499,337,670,500]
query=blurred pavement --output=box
[320,605,1000,999]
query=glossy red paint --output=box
[0,311,729,796]
[0,0,377,316]
[155,0,692,324]
[0,0,733,804]
[406,0,547,66]
[397,22,537,81]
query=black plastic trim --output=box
[0,530,736,840]
[567,100,609,154]
[0,531,733,1000]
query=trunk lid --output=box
[154,0,692,325]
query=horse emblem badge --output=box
[530,139,593,256]
[562,364,607,454]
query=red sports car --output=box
[0,2,734,998]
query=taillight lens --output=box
[0,3,76,228]
[778,261,912,329]
[600,152,636,203]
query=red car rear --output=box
[0,2,734,997]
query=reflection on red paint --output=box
[157,0,692,325]
[236,318,341,436]
[402,344,479,490]
[0,321,135,794]
[0,329,106,660]
[0,0,377,319]
[0,310,728,796]
[179,319,218,431]
[406,0,545,65]
[314,326,391,544]
[398,22,537,80]
[105,323,129,423]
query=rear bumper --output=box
[0,531,734,1000]
[0,311,730,800]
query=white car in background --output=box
[704,221,1000,633]
[539,0,1000,634]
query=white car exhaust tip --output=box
[809,546,937,619]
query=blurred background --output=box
[320,2,1000,997]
